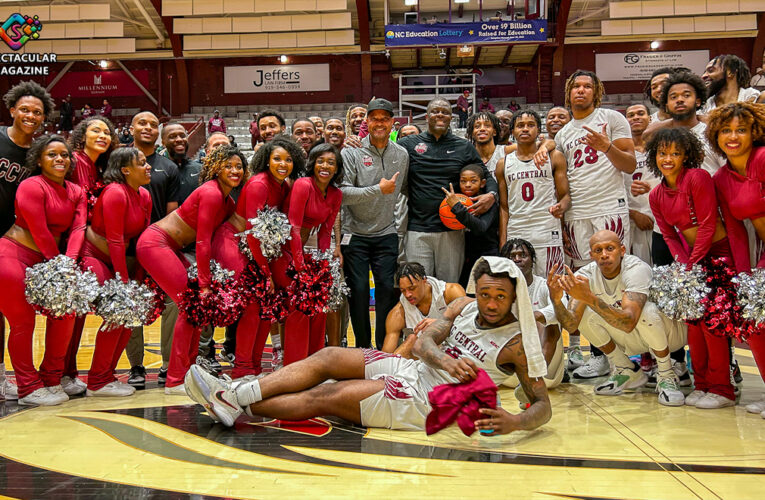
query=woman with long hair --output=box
[212,137,305,378]
[707,102,765,417]
[277,143,343,365]
[0,135,86,405]
[62,115,119,395]
[137,144,246,393]
[82,147,152,397]
[647,127,736,409]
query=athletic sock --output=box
[604,348,632,371]
[655,352,674,378]
[236,380,262,406]
[569,334,580,348]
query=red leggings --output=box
[0,237,75,398]
[213,222,275,378]
[136,226,198,388]
[81,241,133,391]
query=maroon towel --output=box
[425,369,498,436]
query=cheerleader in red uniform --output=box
[83,148,152,396]
[278,143,343,365]
[137,145,246,393]
[0,135,86,406]
[63,116,119,396]
[707,102,765,417]
[648,127,736,409]
[212,137,305,378]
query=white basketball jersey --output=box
[701,87,761,113]
[690,122,725,176]
[485,144,506,179]
[555,108,632,220]
[419,301,521,389]
[623,150,660,219]
[400,277,448,329]
[575,255,651,307]
[528,275,556,326]
[504,152,562,247]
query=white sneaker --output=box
[573,354,610,379]
[1,378,18,401]
[19,387,66,406]
[594,364,647,395]
[745,397,765,414]
[184,364,243,427]
[685,390,705,406]
[61,376,87,396]
[165,384,187,395]
[46,385,71,404]
[672,361,693,387]
[86,381,136,397]
[695,392,735,409]
[656,375,685,407]
[566,346,584,370]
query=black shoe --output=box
[562,369,570,384]
[128,365,146,387]
[732,360,743,385]
[157,368,167,386]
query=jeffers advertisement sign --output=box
[224,64,330,93]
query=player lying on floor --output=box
[184,256,552,435]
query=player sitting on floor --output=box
[548,230,688,406]
[381,262,465,356]
[183,257,552,435]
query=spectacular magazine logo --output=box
[0,13,42,50]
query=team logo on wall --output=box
[0,13,42,50]
[414,143,428,154]
[362,155,373,167]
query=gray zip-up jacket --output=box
[340,136,409,237]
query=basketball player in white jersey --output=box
[501,239,566,393]
[555,71,636,269]
[623,104,659,264]
[549,230,687,406]
[183,258,552,434]
[497,109,570,278]
[381,262,466,354]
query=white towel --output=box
[466,256,547,379]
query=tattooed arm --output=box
[547,265,586,333]
[475,332,552,434]
[413,296,477,381]
[588,291,647,332]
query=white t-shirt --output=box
[485,144,506,179]
[399,276,447,329]
[575,254,651,307]
[701,87,761,114]
[555,108,632,220]
[528,275,559,326]
[623,150,661,231]
[504,152,562,247]
[690,121,725,176]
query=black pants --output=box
[342,233,399,349]
[652,231,674,266]
[457,110,468,128]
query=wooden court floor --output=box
[1,315,764,499]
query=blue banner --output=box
[384,20,547,47]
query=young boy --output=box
[441,164,499,288]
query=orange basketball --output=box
[439,195,473,230]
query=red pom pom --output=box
[142,276,166,325]
[236,262,289,322]
[286,253,333,316]
[86,181,106,217]
[179,273,246,327]
[699,256,748,341]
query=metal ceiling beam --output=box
[501,44,512,66]
[130,0,165,44]
[567,6,609,26]
[472,46,482,69]
[149,0,187,114]
[355,0,373,101]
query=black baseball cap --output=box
[367,98,394,116]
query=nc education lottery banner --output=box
[384,20,547,47]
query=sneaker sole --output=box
[186,366,231,425]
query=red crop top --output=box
[713,146,765,272]
[14,175,87,260]
[649,168,720,265]
[90,182,153,280]
[237,172,290,276]
[284,177,342,270]
[71,150,102,192]
[175,179,235,288]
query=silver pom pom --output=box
[95,274,159,329]
[733,268,765,326]
[186,260,235,284]
[236,207,292,261]
[24,255,99,318]
[649,262,709,321]
[310,249,350,313]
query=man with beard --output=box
[323,117,346,149]
[184,257,552,435]
[643,67,690,123]
[701,54,763,113]
[292,118,318,156]
[495,109,513,145]
[126,111,181,387]
[162,123,203,212]
[545,107,571,141]
[308,116,325,137]
[398,98,498,283]
[252,110,287,153]
[0,81,54,401]
[346,104,367,137]
[644,71,725,176]
[340,98,408,350]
